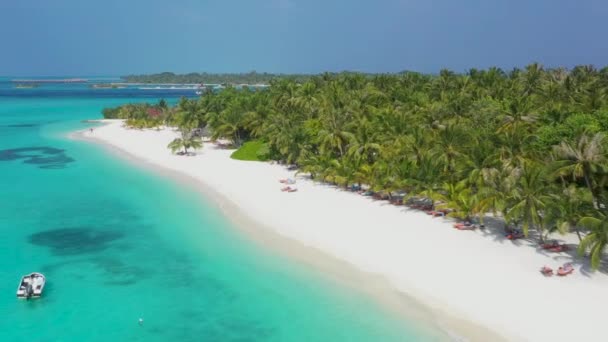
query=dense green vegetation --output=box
[103,98,203,154]
[122,71,313,84]
[230,141,270,161]
[102,99,169,129]
[108,64,608,269]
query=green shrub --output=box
[230,140,269,161]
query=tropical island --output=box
[94,64,608,341]
[123,71,319,85]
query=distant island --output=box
[121,71,377,85]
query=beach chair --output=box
[432,209,450,217]
[506,232,524,240]
[540,266,553,276]
[557,263,574,276]
[390,197,404,205]
[541,241,570,253]
[454,222,475,230]
[350,184,362,192]
[505,228,524,240]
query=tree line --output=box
[105,64,608,269]
[121,71,313,84]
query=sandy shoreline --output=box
[74,120,608,341]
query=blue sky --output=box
[0,0,606,75]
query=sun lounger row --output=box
[541,241,570,253]
[540,263,574,277]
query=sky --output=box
[0,0,607,76]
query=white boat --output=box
[16,273,46,299]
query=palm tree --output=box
[434,181,480,222]
[545,185,593,241]
[208,104,248,146]
[174,97,205,130]
[578,211,608,270]
[553,133,607,209]
[505,161,553,239]
[168,138,186,154]
[167,136,203,155]
[186,136,203,152]
[497,95,538,133]
[431,123,467,179]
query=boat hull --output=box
[16,272,46,299]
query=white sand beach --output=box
[80,120,608,341]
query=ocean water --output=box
[0,83,442,341]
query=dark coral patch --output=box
[0,146,74,169]
[6,123,39,128]
[28,227,124,255]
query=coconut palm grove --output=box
[104,64,608,269]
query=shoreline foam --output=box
[73,120,608,341]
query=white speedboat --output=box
[17,273,46,299]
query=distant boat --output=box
[16,272,46,299]
[14,84,38,89]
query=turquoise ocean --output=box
[0,79,443,341]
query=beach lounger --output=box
[557,263,574,276]
[506,232,524,240]
[453,222,475,230]
[390,198,404,205]
[426,210,446,217]
[434,209,450,217]
[505,228,524,240]
[541,241,570,252]
[540,266,553,276]
[549,245,568,252]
